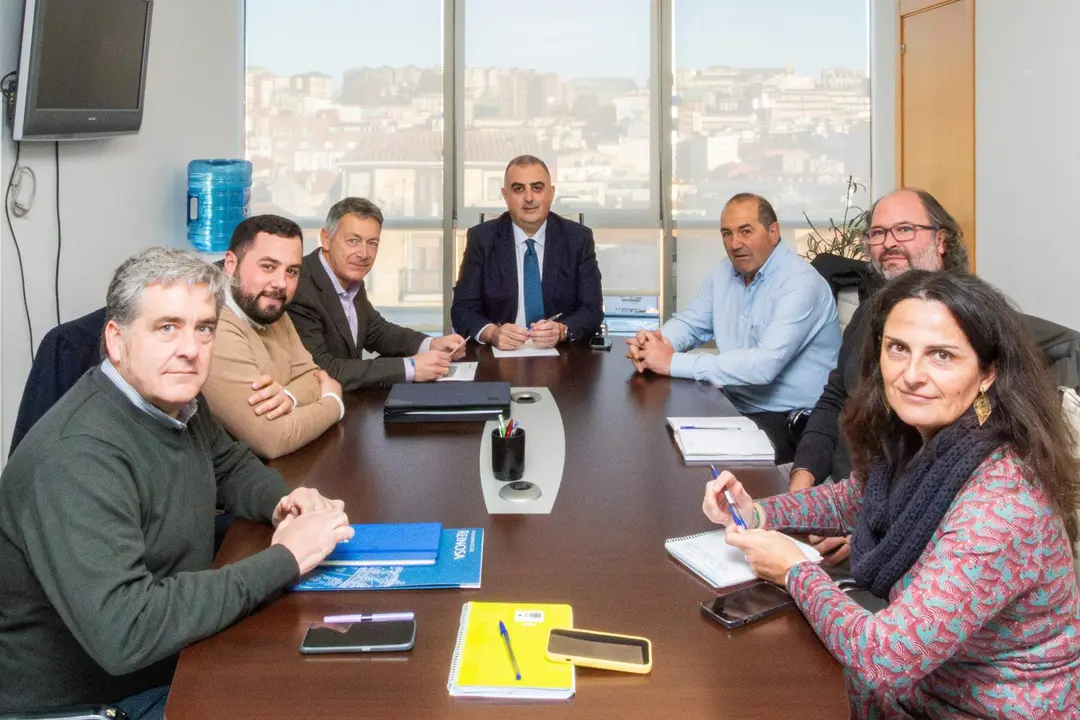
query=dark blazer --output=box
[288,249,428,391]
[10,307,106,456]
[450,211,603,342]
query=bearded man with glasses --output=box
[787,188,969,567]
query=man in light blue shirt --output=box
[626,193,840,462]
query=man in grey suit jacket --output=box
[288,198,465,391]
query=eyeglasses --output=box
[863,223,938,246]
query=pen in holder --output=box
[491,427,526,481]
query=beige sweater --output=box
[203,305,340,459]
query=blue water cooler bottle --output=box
[187,159,252,252]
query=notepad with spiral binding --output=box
[665,529,821,589]
[447,601,575,700]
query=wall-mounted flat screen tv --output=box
[13,0,153,141]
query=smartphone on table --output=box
[700,582,793,629]
[589,335,613,351]
[300,619,416,654]
[545,627,652,674]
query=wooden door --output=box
[898,0,976,265]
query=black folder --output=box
[382,382,511,423]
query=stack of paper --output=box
[666,417,775,463]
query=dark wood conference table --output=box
[167,345,847,719]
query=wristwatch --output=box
[562,324,574,343]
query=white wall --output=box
[0,0,244,458]
[975,0,1078,330]
[870,0,896,195]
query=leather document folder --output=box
[383,381,511,423]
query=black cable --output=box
[1,71,14,126]
[5,138,35,362]
[54,141,60,326]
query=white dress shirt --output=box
[512,220,547,328]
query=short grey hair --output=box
[324,197,384,238]
[503,155,550,186]
[104,246,228,348]
[867,188,970,272]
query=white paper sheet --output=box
[491,341,559,358]
[437,362,479,382]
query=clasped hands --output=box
[625,329,675,375]
[270,486,353,574]
[484,319,564,350]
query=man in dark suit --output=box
[451,155,603,350]
[288,198,465,391]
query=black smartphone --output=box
[589,335,613,351]
[299,620,416,654]
[700,582,794,629]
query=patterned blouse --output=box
[762,448,1080,719]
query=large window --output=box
[671,0,870,308]
[245,1,870,328]
[461,0,653,215]
[245,0,446,331]
[459,0,660,297]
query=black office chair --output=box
[808,252,880,304]
[1025,313,1080,390]
[11,308,107,456]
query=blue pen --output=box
[710,464,747,530]
[498,620,522,680]
[680,425,745,431]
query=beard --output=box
[233,287,287,325]
[871,240,942,280]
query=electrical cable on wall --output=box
[54,141,60,326]
[2,70,35,362]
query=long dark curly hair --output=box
[841,270,1079,541]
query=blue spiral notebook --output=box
[293,528,484,591]
[321,522,442,567]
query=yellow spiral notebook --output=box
[447,601,575,699]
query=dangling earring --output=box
[974,390,992,426]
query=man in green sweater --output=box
[0,247,354,718]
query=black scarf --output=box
[850,408,1004,599]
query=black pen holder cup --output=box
[491,427,526,481]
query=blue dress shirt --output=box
[663,241,840,414]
